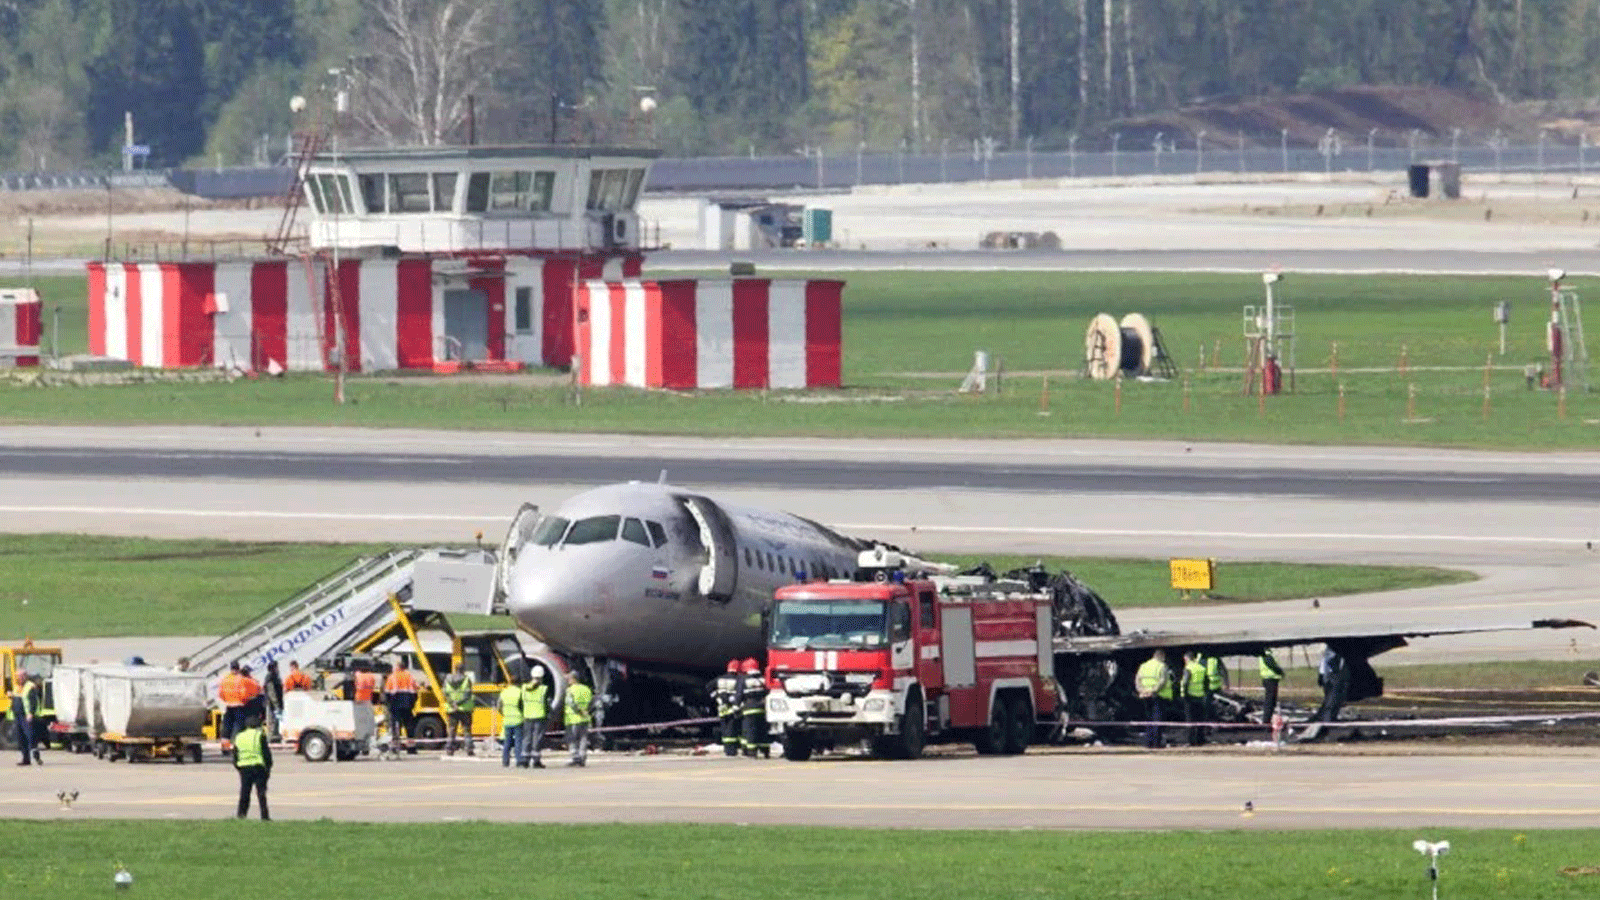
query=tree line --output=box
[0,0,1594,170]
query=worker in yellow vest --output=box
[1258,649,1285,728]
[497,679,524,768]
[1180,651,1209,746]
[563,671,594,767]
[232,714,272,820]
[1134,649,1173,749]
[442,670,476,756]
[11,672,39,765]
[518,666,549,769]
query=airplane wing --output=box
[1055,618,1595,659]
[1050,618,1595,724]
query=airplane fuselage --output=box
[502,482,864,673]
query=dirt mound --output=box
[1114,84,1543,149]
[0,186,268,218]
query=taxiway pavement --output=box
[4,744,1597,830]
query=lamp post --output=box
[1068,133,1078,178]
[1450,127,1461,162]
[1111,131,1121,177]
[1153,131,1163,174]
[1490,129,1504,174]
[1280,128,1288,173]
[1196,130,1206,173]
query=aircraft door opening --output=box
[676,494,738,604]
[443,288,489,361]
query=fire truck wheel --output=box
[974,701,1007,755]
[781,733,814,762]
[1002,696,1032,755]
[894,695,926,760]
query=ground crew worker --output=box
[1181,651,1209,746]
[11,672,38,766]
[1134,649,1171,749]
[29,674,52,754]
[1205,654,1229,695]
[519,667,549,769]
[1315,647,1348,722]
[238,665,265,722]
[232,713,272,821]
[218,661,246,748]
[263,660,284,742]
[442,670,476,756]
[497,677,524,768]
[563,671,594,767]
[353,664,377,704]
[711,659,740,757]
[384,662,419,754]
[283,661,314,692]
[736,658,769,758]
[1258,649,1284,728]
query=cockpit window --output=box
[530,516,570,547]
[564,515,621,545]
[646,520,667,548]
[621,517,650,546]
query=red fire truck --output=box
[764,548,1056,761]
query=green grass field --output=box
[4,271,1596,447]
[0,537,1469,639]
[0,821,1596,899]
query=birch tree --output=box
[353,0,507,145]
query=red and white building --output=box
[88,253,640,373]
[1,288,41,367]
[575,278,841,389]
[84,143,845,388]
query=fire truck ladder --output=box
[267,130,326,255]
[186,548,424,688]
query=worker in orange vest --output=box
[353,665,378,703]
[283,661,314,692]
[217,661,246,748]
[238,665,265,726]
[383,663,419,755]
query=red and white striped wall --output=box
[87,253,642,372]
[0,288,41,366]
[575,279,843,389]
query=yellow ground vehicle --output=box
[0,640,62,748]
[324,595,533,745]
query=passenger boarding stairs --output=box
[188,549,426,691]
[187,545,509,701]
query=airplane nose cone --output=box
[505,548,567,618]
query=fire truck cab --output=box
[764,548,1055,761]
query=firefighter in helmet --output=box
[709,659,741,757]
[736,657,770,758]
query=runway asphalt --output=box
[4,742,1598,830]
